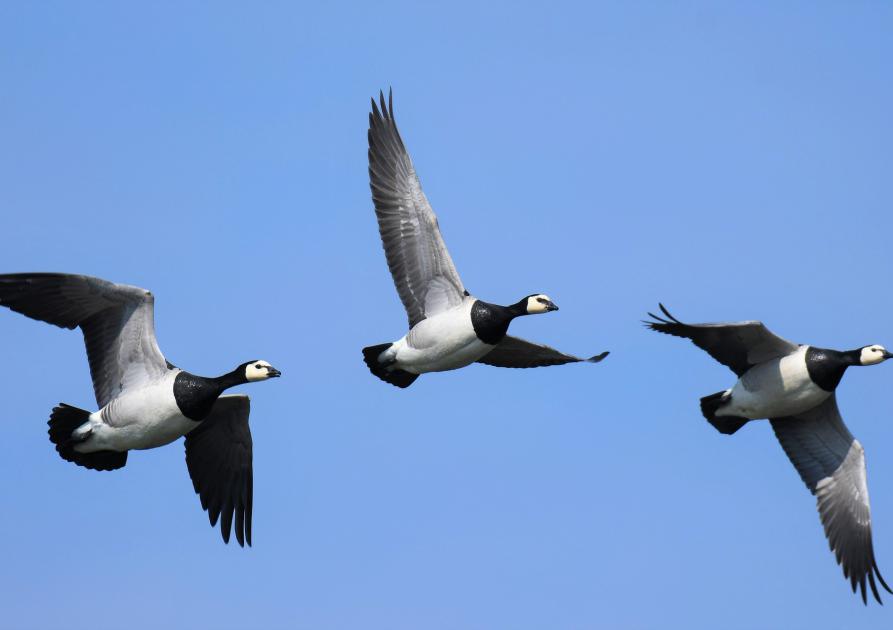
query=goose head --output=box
[858,345,893,366]
[242,360,282,382]
[520,294,559,315]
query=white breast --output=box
[393,300,492,373]
[81,370,198,452]
[723,346,831,419]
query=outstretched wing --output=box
[477,335,609,369]
[771,395,891,604]
[644,303,799,376]
[0,273,168,407]
[368,89,466,328]
[184,395,253,547]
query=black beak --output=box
[884,351,893,360]
[267,367,282,378]
[545,301,559,312]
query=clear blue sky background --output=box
[1,2,891,628]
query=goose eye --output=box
[537,298,548,304]
[255,364,263,369]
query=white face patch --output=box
[860,345,888,366]
[246,360,275,381]
[526,294,553,315]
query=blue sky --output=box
[1,2,891,628]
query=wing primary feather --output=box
[235,504,246,547]
[0,273,168,407]
[875,558,893,594]
[644,303,798,375]
[658,303,682,323]
[366,89,467,327]
[869,566,881,604]
[184,395,253,547]
[477,335,607,369]
[771,398,889,605]
[220,488,235,544]
[246,468,254,547]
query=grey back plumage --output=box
[771,395,891,604]
[645,304,799,375]
[0,273,168,407]
[368,90,466,328]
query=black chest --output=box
[805,347,850,392]
[470,300,513,345]
[173,372,223,421]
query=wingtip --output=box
[587,351,610,363]
[644,304,686,330]
[658,303,682,323]
[370,88,396,126]
[643,314,670,330]
[874,558,892,595]
[379,89,388,119]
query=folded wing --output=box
[770,395,891,604]
[477,335,609,369]
[0,273,169,407]
[184,395,253,547]
[644,303,799,376]
[368,90,466,328]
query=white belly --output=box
[391,303,493,374]
[722,346,830,419]
[77,371,198,452]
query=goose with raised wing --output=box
[646,303,892,604]
[363,90,607,388]
[0,273,281,546]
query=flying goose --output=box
[646,304,892,604]
[0,273,281,546]
[363,90,607,388]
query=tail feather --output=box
[699,391,748,435]
[48,404,127,471]
[362,343,419,389]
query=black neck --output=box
[173,367,247,421]
[212,367,249,390]
[507,299,530,318]
[470,300,527,345]
[805,347,859,392]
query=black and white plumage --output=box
[646,304,893,604]
[363,90,607,388]
[0,273,280,546]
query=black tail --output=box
[699,391,748,435]
[362,343,419,389]
[48,404,127,471]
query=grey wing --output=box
[477,335,609,369]
[184,395,253,547]
[770,395,891,604]
[368,89,466,328]
[0,273,168,407]
[644,303,799,376]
